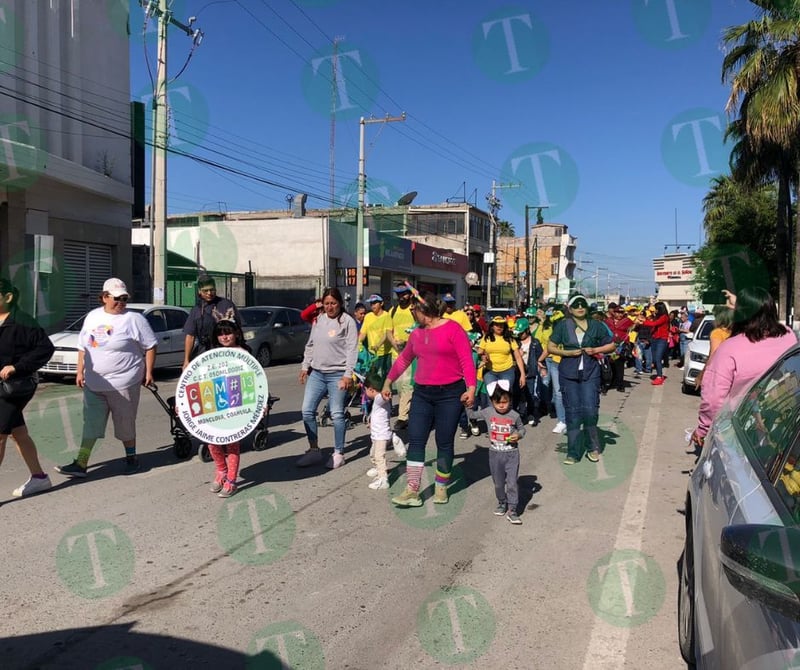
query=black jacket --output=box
[0,309,54,376]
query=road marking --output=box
[582,390,663,668]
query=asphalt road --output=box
[1,361,699,669]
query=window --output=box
[166,309,188,331]
[735,350,800,498]
[146,310,167,333]
[550,245,560,258]
[288,310,303,327]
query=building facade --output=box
[0,1,133,328]
[653,253,698,308]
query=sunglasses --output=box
[108,295,129,302]
[571,302,588,309]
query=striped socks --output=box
[406,461,424,492]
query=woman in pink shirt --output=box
[691,287,797,446]
[382,292,477,507]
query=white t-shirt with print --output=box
[80,308,158,391]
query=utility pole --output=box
[596,267,608,300]
[145,0,202,305]
[485,180,520,309]
[524,205,549,304]
[357,113,405,302]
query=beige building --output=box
[653,253,697,307]
[0,1,133,328]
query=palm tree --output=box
[721,0,800,321]
[496,220,515,237]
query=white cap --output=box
[103,278,128,297]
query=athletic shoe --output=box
[326,451,346,469]
[586,451,600,463]
[552,421,567,434]
[210,477,225,493]
[394,419,409,430]
[368,476,389,490]
[493,503,507,516]
[507,511,522,525]
[634,370,641,378]
[124,456,140,474]
[433,484,448,504]
[469,421,480,436]
[563,457,578,465]
[366,467,378,478]
[55,461,88,478]
[296,448,324,467]
[651,376,664,386]
[391,433,407,458]
[218,481,238,498]
[12,475,52,498]
[392,487,423,507]
[459,429,469,439]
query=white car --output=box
[40,304,190,377]
[681,315,716,394]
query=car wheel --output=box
[200,444,213,463]
[681,381,692,395]
[253,430,269,451]
[678,531,697,666]
[256,345,272,367]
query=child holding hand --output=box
[363,372,393,489]
[469,379,526,524]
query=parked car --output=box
[40,304,189,377]
[239,306,311,367]
[681,315,716,394]
[679,344,800,668]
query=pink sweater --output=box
[697,328,797,437]
[387,319,477,388]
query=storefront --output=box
[412,242,469,304]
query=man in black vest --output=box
[182,275,241,369]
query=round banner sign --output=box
[175,349,269,445]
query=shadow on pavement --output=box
[3,625,280,669]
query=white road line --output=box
[582,390,664,669]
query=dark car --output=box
[679,344,800,668]
[239,306,311,367]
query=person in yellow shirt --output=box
[387,285,416,429]
[441,293,472,331]
[477,316,526,398]
[536,308,567,434]
[359,294,394,379]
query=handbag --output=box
[0,374,38,399]
[598,356,613,387]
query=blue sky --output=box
[130,0,757,295]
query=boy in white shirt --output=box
[363,372,393,489]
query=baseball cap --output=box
[491,316,506,324]
[103,278,128,297]
[442,293,457,303]
[367,294,383,303]
[513,317,530,335]
[472,304,482,312]
[393,286,411,295]
[608,302,619,310]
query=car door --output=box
[145,309,170,368]
[287,308,310,358]
[270,309,295,362]
[164,308,189,367]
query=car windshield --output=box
[240,309,273,327]
[696,319,716,340]
[64,307,146,332]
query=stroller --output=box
[146,382,279,462]
[318,348,373,427]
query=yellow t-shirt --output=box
[390,304,415,343]
[536,324,561,364]
[443,309,472,332]
[361,311,394,356]
[479,335,518,373]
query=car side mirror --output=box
[685,331,695,340]
[273,322,286,329]
[720,524,800,622]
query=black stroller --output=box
[146,382,279,462]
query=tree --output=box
[721,0,800,320]
[496,220,515,237]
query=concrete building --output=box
[653,253,697,308]
[0,1,133,329]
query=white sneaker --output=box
[368,476,389,490]
[12,475,52,498]
[366,467,379,478]
[326,452,346,469]
[392,433,407,458]
[552,421,567,434]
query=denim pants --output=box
[650,338,668,378]
[407,380,465,477]
[483,367,516,392]
[301,370,348,453]
[542,358,565,423]
[637,342,652,373]
[560,373,602,460]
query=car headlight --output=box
[690,351,708,363]
[244,331,256,341]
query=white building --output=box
[0,1,133,328]
[653,253,697,307]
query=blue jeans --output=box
[483,367,516,393]
[560,373,602,460]
[650,338,668,378]
[679,333,689,359]
[637,342,652,373]
[301,370,348,453]
[407,381,465,477]
[542,358,565,424]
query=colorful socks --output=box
[435,469,451,487]
[406,461,424,492]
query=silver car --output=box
[679,344,800,668]
[239,306,311,367]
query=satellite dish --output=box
[396,191,418,206]
[465,271,479,286]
